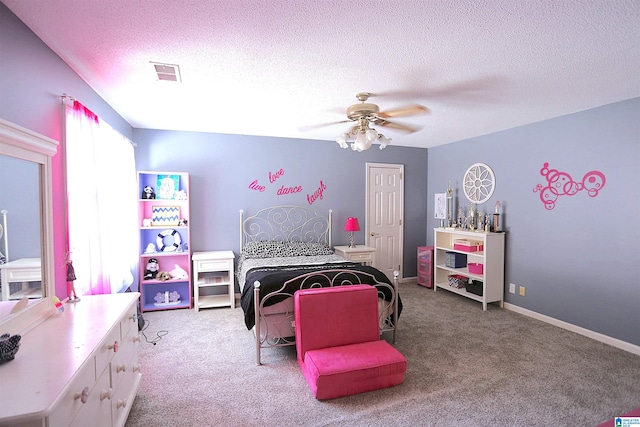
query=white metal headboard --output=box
[239,205,332,249]
[1,209,8,260]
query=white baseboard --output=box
[399,276,418,285]
[504,302,640,356]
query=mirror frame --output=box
[0,118,58,334]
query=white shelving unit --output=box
[433,228,505,310]
[192,251,235,311]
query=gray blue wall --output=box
[1,2,638,347]
[132,129,428,272]
[427,98,639,345]
[0,2,134,294]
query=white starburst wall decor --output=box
[463,163,495,204]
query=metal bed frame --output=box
[239,206,399,365]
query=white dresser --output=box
[0,292,141,427]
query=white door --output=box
[365,163,404,282]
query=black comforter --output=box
[240,262,402,330]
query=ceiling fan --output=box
[302,92,430,151]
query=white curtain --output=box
[64,100,138,295]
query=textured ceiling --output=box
[4,0,640,149]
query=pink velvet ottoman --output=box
[294,285,406,400]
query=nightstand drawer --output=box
[196,259,232,272]
[349,252,374,262]
[333,246,376,267]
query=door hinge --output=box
[399,219,402,225]
[399,173,403,180]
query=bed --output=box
[237,205,402,365]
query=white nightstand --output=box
[333,245,377,267]
[192,251,235,311]
[0,258,42,301]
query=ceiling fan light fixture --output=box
[338,124,392,151]
[365,128,378,142]
[352,131,371,152]
[336,133,349,149]
[378,134,391,150]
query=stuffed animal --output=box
[142,185,156,199]
[169,264,188,279]
[144,258,159,280]
[156,271,171,282]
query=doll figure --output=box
[66,252,80,302]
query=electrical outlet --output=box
[509,283,516,294]
[519,286,526,297]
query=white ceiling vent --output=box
[151,62,181,82]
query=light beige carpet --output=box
[125,284,640,427]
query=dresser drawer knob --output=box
[108,340,119,352]
[116,364,127,373]
[116,399,127,409]
[74,386,89,404]
[100,388,112,401]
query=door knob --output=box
[370,232,378,236]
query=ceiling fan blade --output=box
[373,76,504,104]
[298,119,353,132]
[378,104,430,119]
[374,118,422,134]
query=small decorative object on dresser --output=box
[0,333,21,363]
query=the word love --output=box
[269,168,285,183]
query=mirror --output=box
[0,118,57,334]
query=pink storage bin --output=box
[468,263,484,274]
[453,239,484,252]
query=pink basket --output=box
[468,263,484,274]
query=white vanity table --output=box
[0,257,42,301]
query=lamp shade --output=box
[344,217,360,232]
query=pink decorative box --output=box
[453,239,484,252]
[468,263,484,274]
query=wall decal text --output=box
[248,168,324,201]
[533,162,606,210]
[248,180,266,192]
[277,185,302,195]
[307,180,327,205]
[269,168,285,183]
